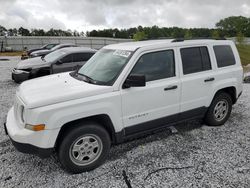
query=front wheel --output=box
[204,92,232,126]
[58,123,111,173]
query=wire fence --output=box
[0,36,133,51]
[1,36,250,52]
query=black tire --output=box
[204,92,232,126]
[58,123,111,174]
[13,78,22,84]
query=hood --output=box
[31,49,50,56]
[17,72,113,108]
[16,57,49,69]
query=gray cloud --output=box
[0,0,250,31]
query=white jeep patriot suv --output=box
[5,39,243,173]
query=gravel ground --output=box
[0,57,250,188]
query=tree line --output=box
[0,27,84,37]
[0,16,249,40]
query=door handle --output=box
[204,77,215,82]
[164,85,178,91]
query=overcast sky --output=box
[1,0,250,32]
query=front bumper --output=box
[4,123,53,158]
[4,107,57,158]
[12,68,30,83]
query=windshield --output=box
[45,44,57,50]
[77,48,132,85]
[51,45,61,51]
[44,49,66,62]
[41,44,48,49]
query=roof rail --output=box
[171,37,227,43]
[140,37,172,41]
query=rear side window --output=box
[213,45,236,68]
[130,50,175,82]
[72,53,95,62]
[181,47,211,75]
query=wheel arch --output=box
[54,114,119,150]
[212,86,237,104]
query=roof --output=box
[59,47,97,53]
[104,39,234,51]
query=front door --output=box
[51,54,76,74]
[121,49,181,136]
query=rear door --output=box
[179,46,215,118]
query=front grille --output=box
[19,68,31,72]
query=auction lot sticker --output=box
[113,50,131,58]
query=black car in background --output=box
[21,43,59,59]
[12,47,97,83]
[30,43,77,58]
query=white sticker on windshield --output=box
[113,50,131,58]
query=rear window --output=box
[213,45,236,68]
[181,46,211,75]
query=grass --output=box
[0,51,23,56]
[236,45,250,67]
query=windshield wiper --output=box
[76,72,97,84]
[70,71,108,85]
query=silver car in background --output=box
[30,43,77,58]
[12,47,97,83]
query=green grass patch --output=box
[0,51,23,56]
[236,45,250,67]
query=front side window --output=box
[44,49,66,62]
[181,46,211,75]
[77,49,132,85]
[213,45,236,68]
[130,50,175,82]
[60,54,72,63]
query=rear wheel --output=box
[58,123,111,173]
[204,92,232,126]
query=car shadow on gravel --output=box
[108,120,203,162]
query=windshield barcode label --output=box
[113,50,131,58]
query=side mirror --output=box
[55,60,63,65]
[123,74,146,88]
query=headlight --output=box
[14,69,29,74]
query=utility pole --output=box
[0,40,2,52]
